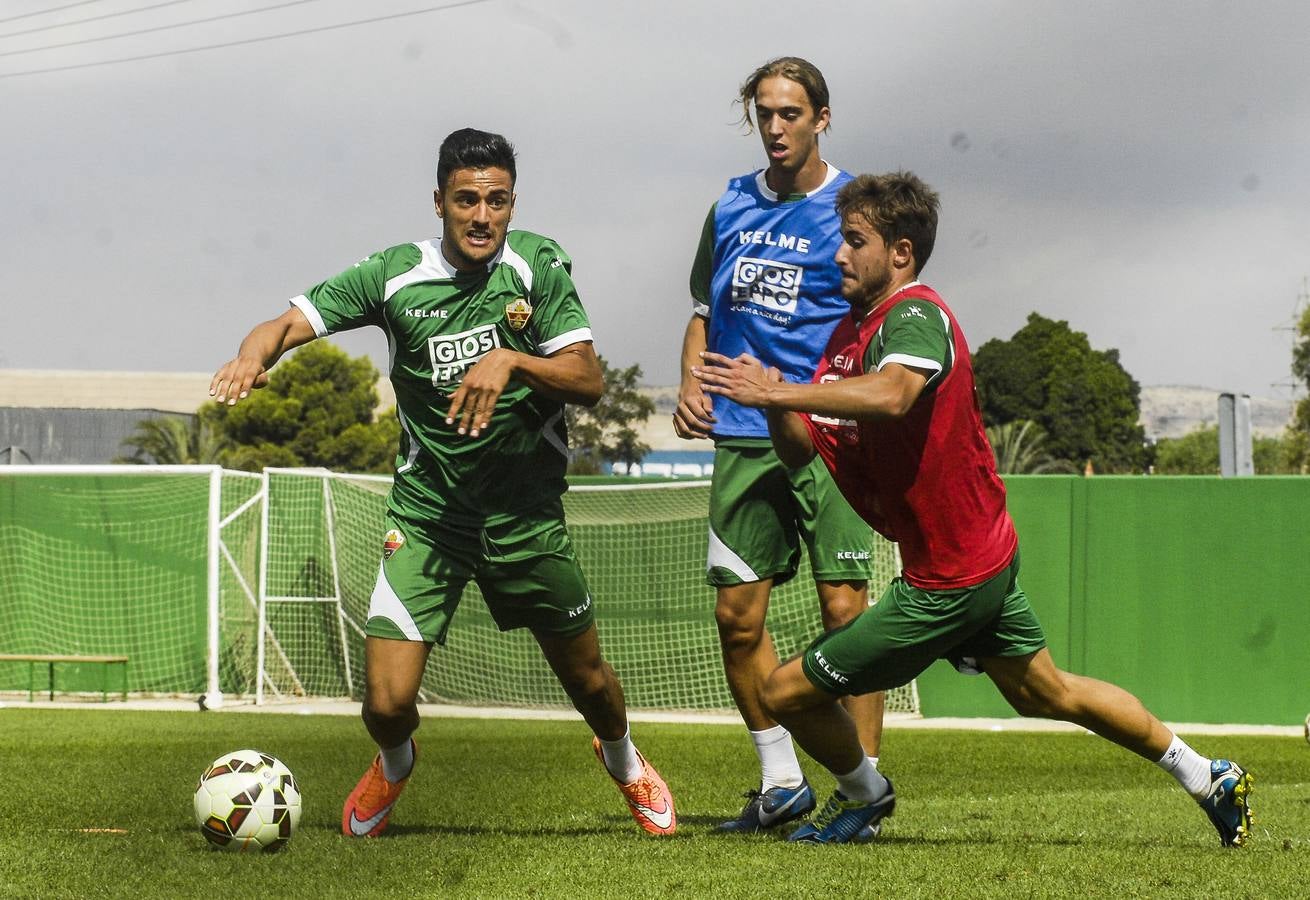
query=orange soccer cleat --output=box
[341,739,416,837]
[592,736,677,836]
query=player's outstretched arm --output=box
[694,351,929,421]
[673,314,716,440]
[210,307,317,406]
[445,341,603,438]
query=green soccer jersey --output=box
[291,230,593,527]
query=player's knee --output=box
[1005,690,1049,719]
[557,659,613,707]
[564,670,609,706]
[819,595,865,630]
[714,600,765,650]
[362,686,416,726]
[1003,680,1072,720]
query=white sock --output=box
[834,757,891,804]
[751,725,804,790]
[1156,734,1212,799]
[598,727,643,784]
[380,738,414,783]
[869,756,880,770]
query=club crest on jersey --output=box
[505,298,533,331]
[382,529,406,559]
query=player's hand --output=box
[446,348,516,437]
[692,351,782,409]
[673,378,716,440]
[209,356,270,406]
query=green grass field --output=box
[1,708,1306,899]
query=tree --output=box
[118,414,232,465]
[566,356,656,475]
[1153,426,1219,474]
[209,342,398,473]
[1153,425,1294,475]
[985,420,1078,474]
[1283,303,1310,474]
[973,312,1147,473]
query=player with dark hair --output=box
[210,127,676,838]
[674,56,887,837]
[693,170,1254,847]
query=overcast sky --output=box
[2,0,1307,399]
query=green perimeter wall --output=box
[916,476,1310,725]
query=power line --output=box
[0,0,492,79]
[0,0,330,58]
[0,1,106,27]
[1,0,203,40]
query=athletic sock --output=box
[380,738,414,783]
[834,757,891,804]
[751,725,805,790]
[868,756,880,770]
[598,727,643,784]
[1156,733,1212,799]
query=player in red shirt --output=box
[693,171,1253,847]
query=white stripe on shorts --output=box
[707,525,760,581]
[367,562,424,641]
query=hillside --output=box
[1138,385,1293,439]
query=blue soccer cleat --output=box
[1199,759,1254,847]
[787,780,895,844]
[717,779,817,833]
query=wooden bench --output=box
[0,654,129,702]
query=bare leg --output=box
[816,580,884,759]
[534,625,628,740]
[714,580,779,730]
[760,658,865,775]
[982,648,1173,760]
[361,636,432,749]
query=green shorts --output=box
[366,503,595,644]
[801,550,1047,695]
[707,442,875,587]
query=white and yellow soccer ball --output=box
[193,749,302,852]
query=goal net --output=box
[260,470,919,715]
[0,466,262,701]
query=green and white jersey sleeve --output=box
[290,230,593,527]
[688,203,716,319]
[291,245,419,336]
[867,295,955,389]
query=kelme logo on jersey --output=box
[731,256,803,313]
[505,298,532,331]
[428,324,502,387]
[382,529,406,559]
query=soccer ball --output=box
[193,749,302,852]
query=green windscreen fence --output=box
[914,475,1310,725]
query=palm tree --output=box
[986,420,1078,474]
[118,414,232,465]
